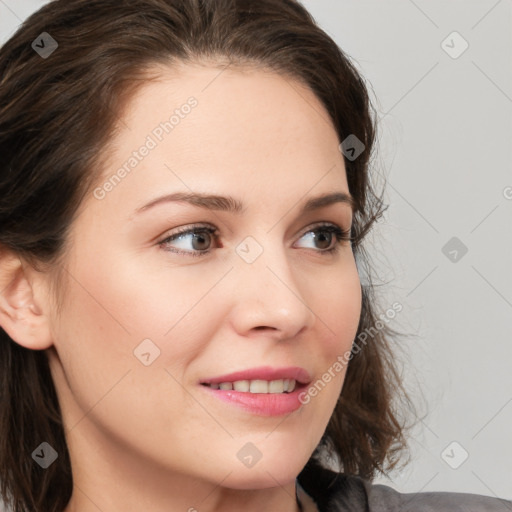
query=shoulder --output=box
[297,458,512,512]
[364,480,512,511]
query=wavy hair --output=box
[0,1,420,510]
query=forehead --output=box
[86,61,349,219]
[112,60,341,161]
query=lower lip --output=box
[199,383,308,416]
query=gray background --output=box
[0,0,511,504]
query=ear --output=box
[0,248,53,350]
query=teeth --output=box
[234,380,250,392]
[207,379,296,393]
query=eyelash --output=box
[157,222,352,258]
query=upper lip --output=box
[200,366,312,385]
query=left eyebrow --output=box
[133,190,357,216]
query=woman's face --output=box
[45,62,362,506]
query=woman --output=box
[0,1,509,511]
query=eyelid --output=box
[296,220,350,237]
[159,219,351,239]
[158,222,219,243]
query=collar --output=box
[295,457,370,512]
[296,478,320,512]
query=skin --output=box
[0,61,362,512]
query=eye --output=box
[158,224,219,258]
[294,223,352,255]
[157,222,352,258]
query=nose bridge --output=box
[230,230,315,336]
[235,230,294,290]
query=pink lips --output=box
[199,365,312,386]
[198,365,313,417]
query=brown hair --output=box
[0,1,420,510]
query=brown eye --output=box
[158,226,218,257]
[294,224,351,254]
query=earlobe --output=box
[0,250,53,351]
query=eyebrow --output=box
[134,190,356,216]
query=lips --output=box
[199,370,311,416]
[199,365,312,386]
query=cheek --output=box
[49,267,139,408]
[291,258,361,409]
[48,261,202,447]
[315,258,362,354]
[56,253,223,396]
[303,268,361,415]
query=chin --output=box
[223,471,299,491]
[214,455,306,490]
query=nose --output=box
[227,236,317,341]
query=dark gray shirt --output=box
[296,458,511,511]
